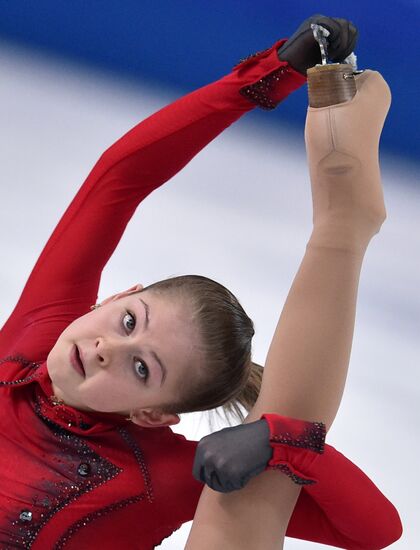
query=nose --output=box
[95,337,119,368]
[95,337,135,370]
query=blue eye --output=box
[122,311,149,382]
[123,310,136,333]
[134,358,149,381]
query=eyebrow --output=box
[138,298,167,387]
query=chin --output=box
[45,354,58,382]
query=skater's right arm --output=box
[187,416,402,549]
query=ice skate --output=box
[305,69,392,249]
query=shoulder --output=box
[130,424,198,461]
[159,426,199,455]
[136,426,204,519]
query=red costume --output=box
[0,38,402,549]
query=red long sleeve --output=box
[0,37,305,363]
[262,413,403,549]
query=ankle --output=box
[308,221,377,255]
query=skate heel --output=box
[307,64,357,108]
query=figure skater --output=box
[0,15,402,550]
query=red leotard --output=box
[0,38,402,549]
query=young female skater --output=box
[0,15,402,549]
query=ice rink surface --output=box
[0,42,418,549]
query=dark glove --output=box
[192,419,272,493]
[277,14,358,75]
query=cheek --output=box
[83,375,140,411]
[49,316,93,366]
[60,314,95,339]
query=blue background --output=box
[0,0,418,164]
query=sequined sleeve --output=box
[259,413,403,548]
[261,412,326,485]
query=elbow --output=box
[364,502,403,550]
[377,512,403,549]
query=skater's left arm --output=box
[0,41,304,359]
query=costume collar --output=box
[6,359,133,435]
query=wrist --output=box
[233,38,307,111]
[277,47,307,77]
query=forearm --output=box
[185,470,297,549]
[0,38,306,352]
[288,443,403,549]
[95,38,305,190]
[187,405,402,550]
[261,414,402,549]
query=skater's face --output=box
[47,285,202,428]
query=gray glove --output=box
[277,14,358,75]
[192,419,272,493]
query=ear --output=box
[101,284,144,306]
[129,408,181,429]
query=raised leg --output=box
[254,69,392,429]
[185,70,391,549]
[305,69,392,251]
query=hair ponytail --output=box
[207,361,264,430]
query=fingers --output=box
[347,21,358,54]
[309,15,359,64]
[327,17,359,61]
[207,466,243,493]
[194,459,244,493]
[200,464,265,493]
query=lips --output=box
[71,344,85,376]
[76,346,85,374]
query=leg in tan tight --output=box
[305,69,391,252]
[185,70,391,549]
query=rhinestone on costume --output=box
[19,510,33,522]
[270,420,326,454]
[0,355,42,385]
[79,421,92,430]
[0,355,159,547]
[269,463,316,485]
[77,463,91,477]
[239,67,289,110]
[50,394,65,406]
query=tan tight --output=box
[185,70,391,549]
